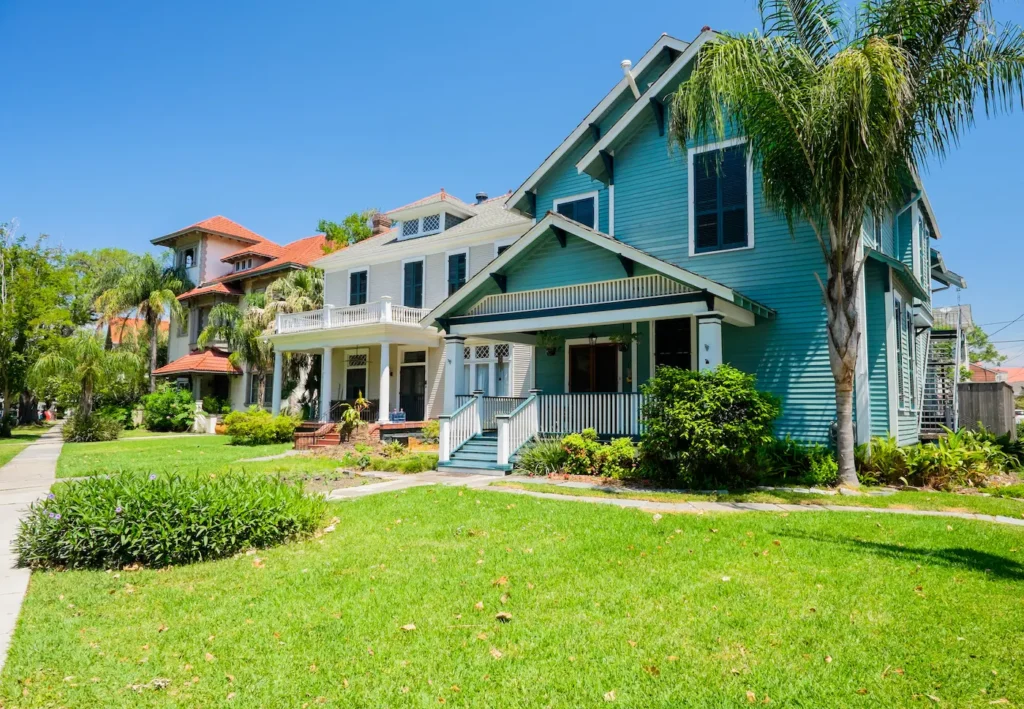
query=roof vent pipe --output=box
[475,192,488,204]
[621,59,641,99]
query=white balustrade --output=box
[438,395,482,463]
[478,396,526,430]
[496,395,538,467]
[466,274,694,317]
[537,393,646,438]
[275,300,431,335]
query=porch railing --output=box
[328,399,379,423]
[438,396,481,463]
[496,394,538,467]
[465,274,694,317]
[276,297,431,335]
[538,393,646,438]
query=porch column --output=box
[378,343,391,423]
[271,350,283,414]
[696,314,724,371]
[443,335,466,414]
[320,346,334,421]
[488,361,497,397]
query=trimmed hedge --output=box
[223,408,297,445]
[14,471,327,569]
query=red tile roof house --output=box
[96,316,170,348]
[150,216,328,412]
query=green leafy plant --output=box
[561,429,601,476]
[596,437,639,479]
[62,411,123,443]
[514,437,568,476]
[856,429,1010,490]
[14,470,326,569]
[420,419,440,444]
[202,396,229,415]
[223,407,297,445]
[608,331,641,353]
[748,437,839,487]
[142,383,195,432]
[380,440,406,458]
[536,331,563,356]
[640,365,781,487]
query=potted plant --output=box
[536,331,562,356]
[608,331,640,352]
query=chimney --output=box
[371,212,392,235]
[475,192,488,204]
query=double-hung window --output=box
[403,259,424,308]
[553,192,597,228]
[690,141,751,254]
[447,252,467,296]
[349,269,368,306]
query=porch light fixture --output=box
[588,332,598,347]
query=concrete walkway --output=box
[327,471,497,500]
[0,423,63,670]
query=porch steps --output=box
[438,432,510,476]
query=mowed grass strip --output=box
[0,443,29,468]
[493,480,1024,519]
[55,435,292,478]
[2,486,1022,707]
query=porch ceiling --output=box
[269,322,440,353]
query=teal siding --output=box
[896,210,913,268]
[504,234,630,292]
[535,139,610,234]
[612,112,834,442]
[864,260,891,438]
[863,208,896,257]
[533,324,634,394]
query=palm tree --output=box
[95,253,192,392]
[670,0,1024,485]
[264,268,323,319]
[29,331,142,419]
[197,292,275,407]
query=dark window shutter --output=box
[404,261,423,308]
[350,271,367,305]
[448,253,466,296]
[693,145,748,252]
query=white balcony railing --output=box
[465,274,695,317]
[275,297,431,335]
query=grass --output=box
[118,428,195,439]
[0,424,54,467]
[2,486,1023,707]
[56,435,293,479]
[492,480,1024,518]
[0,443,29,467]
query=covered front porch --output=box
[426,212,774,472]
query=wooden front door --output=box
[399,365,426,420]
[568,344,618,392]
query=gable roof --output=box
[424,211,774,326]
[151,215,268,246]
[505,33,690,215]
[177,281,245,301]
[221,242,285,262]
[386,189,476,216]
[153,349,242,376]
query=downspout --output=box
[621,60,641,100]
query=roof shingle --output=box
[153,349,241,376]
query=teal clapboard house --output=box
[428,30,966,472]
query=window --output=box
[399,214,443,240]
[494,239,515,258]
[462,342,513,396]
[906,302,917,408]
[689,140,752,254]
[403,259,424,308]
[447,251,467,296]
[894,295,914,410]
[177,310,189,337]
[248,373,273,407]
[180,247,195,269]
[349,269,368,305]
[553,193,597,228]
[654,318,692,371]
[874,214,884,248]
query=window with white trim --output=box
[403,259,424,308]
[399,214,443,240]
[690,142,750,253]
[553,193,597,228]
[462,343,513,396]
[349,269,368,306]
[447,251,467,296]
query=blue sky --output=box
[3,0,1023,361]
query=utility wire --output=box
[988,311,1024,338]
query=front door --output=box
[399,364,426,421]
[569,344,618,392]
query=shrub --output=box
[515,437,568,476]
[143,384,195,432]
[380,440,405,458]
[97,404,133,429]
[561,429,601,476]
[596,437,639,479]
[223,407,297,445]
[202,396,231,415]
[640,365,781,486]
[748,437,839,487]
[420,419,440,443]
[13,471,327,569]
[856,429,1008,490]
[62,411,123,443]
[804,446,839,487]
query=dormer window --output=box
[180,247,195,269]
[233,258,253,272]
[401,214,443,239]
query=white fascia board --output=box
[505,34,690,213]
[268,323,440,352]
[576,31,715,178]
[388,201,476,222]
[908,164,942,240]
[312,223,529,273]
[423,212,741,326]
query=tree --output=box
[95,253,192,392]
[318,210,377,253]
[197,293,274,407]
[29,331,142,419]
[670,0,1024,485]
[966,326,1005,365]
[265,268,323,317]
[65,247,136,326]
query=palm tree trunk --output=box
[256,373,266,408]
[148,312,159,393]
[834,380,858,487]
[80,379,94,419]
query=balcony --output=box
[275,297,431,335]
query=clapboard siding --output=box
[511,343,533,396]
[535,139,610,234]
[504,234,629,292]
[864,260,892,438]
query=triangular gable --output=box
[424,212,774,327]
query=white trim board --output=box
[552,191,600,229]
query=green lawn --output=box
[494,480,1024,518]
[0,425,53,468]
[0,443,29,467]
[56,435,293,478]
[118,429,196,439]
[3,486,1023,708]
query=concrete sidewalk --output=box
[0,424,63,670]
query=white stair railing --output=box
[438,393,482,463]
[495,393,539,467]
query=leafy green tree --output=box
[65,247,136,326]
[670,0,1024,485]
[318,210,377,253]
[966,326,1005,365]
[198,293,274,407]
[265,268,324,390]
[95,252,192,392]
[29,331,142,419]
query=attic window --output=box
[180,248,195,269]
[399,214,444,240]
[402,221,419,237]
[234,258,253,272]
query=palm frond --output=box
[759,0,843,63]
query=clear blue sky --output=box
[3,1,1023,361]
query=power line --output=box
[988,311,1024,338]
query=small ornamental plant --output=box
[14,471,327,569]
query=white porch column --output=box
[443,335,466,414]
[320,347,334,421]
[696,314,724,371]
[271,350,283,414]
[378,343,391,423]
[488,361,497,397]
